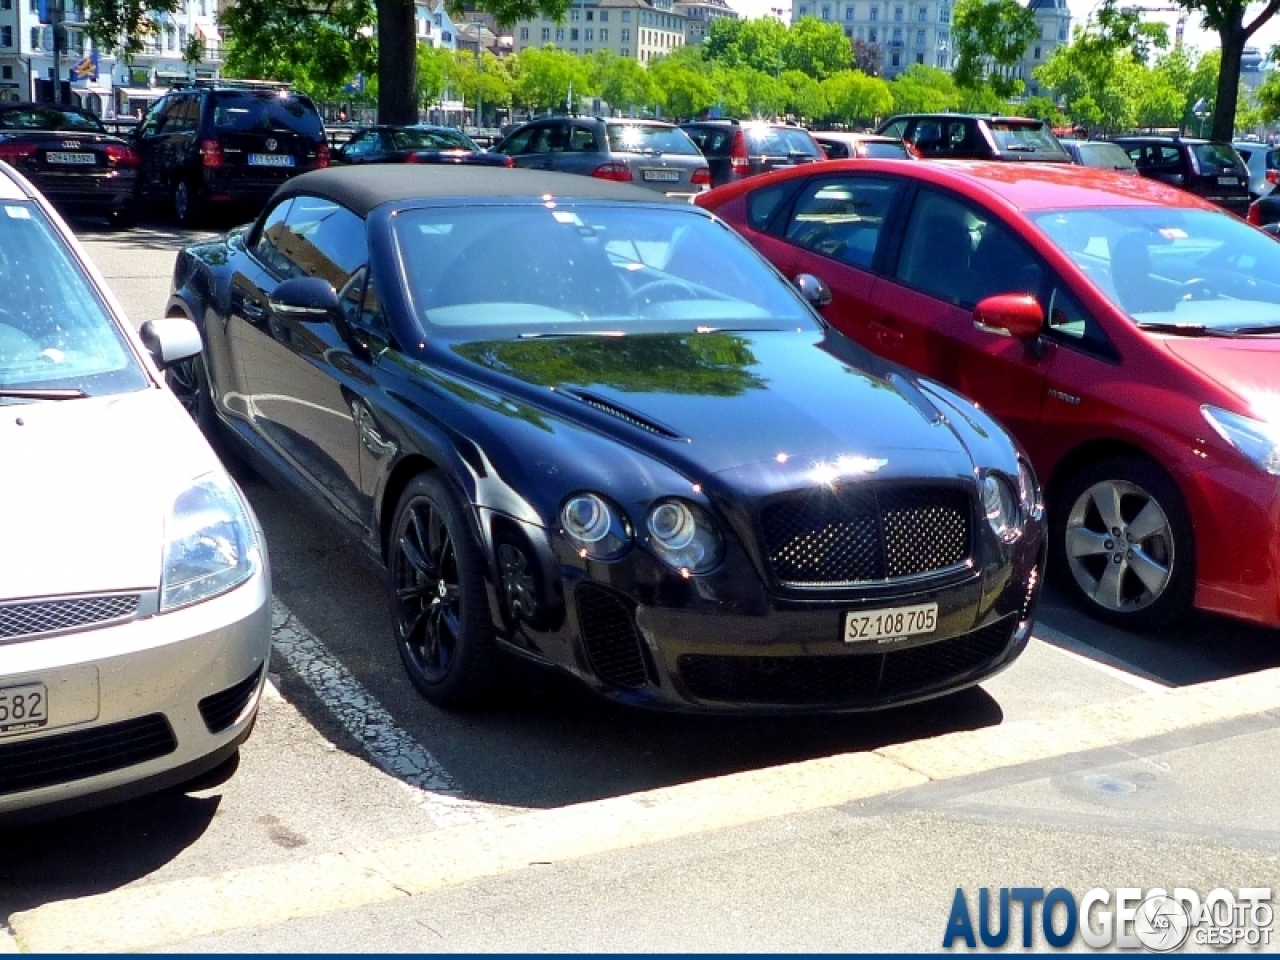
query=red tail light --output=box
[405,152,423,164]
[592,161,633,182]
[1248,202,1262,225]
[691,166,711,186]
[904,140,922,159]
[315,142,330,168]
[200,139,223,169]
[0,141,37,164]
[1267,169,1280,185]
[729,130,750,174]
[502,155,515,168]
[104,144,140,167]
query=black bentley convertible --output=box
[167,166,1046,712]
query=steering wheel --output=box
[1180,278,1216,301]
[630,277,701,307]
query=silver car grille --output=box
[0,592,144,642]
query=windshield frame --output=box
[388,199,821,343]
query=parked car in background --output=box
[135,79,329,226]
[1109,136,1250,216]
[811,131,910,161]
[700,158,1280,631]
[1060,139,1138,175]
[492,117,709,200]
[1247,193,1280,227]
[680,120,825,187]
[166,165,1045,713]
[333,125,513,167]
[0,103,140,228]
[875,115,1072,163]
[1231,140,1280,198]
[0,160,270,824]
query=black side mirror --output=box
[794,273,832,308]
[269,277,341,321]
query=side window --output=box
[748,181,797,231]
[568,124,599,151]
[496,126,534,155]
[276,197,367,288]
[360,273,388,338]
[142,97,172,136]
[1045,283,1113,356]
[527,124,558,153]
[784,177,901,270]
[543,122,570,153]
[819,140,849,159]
[683,127,709,151]
[338,266,368,329]
[880,119,907,140]
[343,133,377,157]
[252,199,293,276]
[895,189,1042,307]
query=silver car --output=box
[1232,140,1280,199]
[0,160,271,823]
[493,117,710,200]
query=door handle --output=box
[241,303,265,321]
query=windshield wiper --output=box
[1135,321,1215,335]
[1224,323,1280,335]
[517,331,626,339]
[1003,144,1039,152]
[0,387,87,400]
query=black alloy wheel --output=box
[388,473,497,707]
[1052,455,1196,629]
[165,349,214,434]
[172,178,202,227]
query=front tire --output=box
[1053,456,1195,629]
[388,474,497,707]
[172,178,203,227]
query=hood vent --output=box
[565,390,686,441]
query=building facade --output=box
[1015,0,1069,98]
[792,0,955,78]
[673,0,736,44]
[417,0,459,50]
[511,0,684,63]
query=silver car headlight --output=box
[1202,405,1280,475]
[645,499,723,574]
[560,492,631,560]
[160,472,262,612]
[1016,458,1043,522]
[982,472,1021,544]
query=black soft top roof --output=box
[274,166,669,218]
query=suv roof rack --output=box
[171,78,293,92]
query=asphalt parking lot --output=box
[3,215,1279,951]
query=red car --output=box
[699,160,1280,630]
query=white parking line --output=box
[270,599,499,829]
[1033,623,1170,693]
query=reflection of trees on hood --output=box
[452,334,767,397]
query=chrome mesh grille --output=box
[0,594,140,641]
[760,485,971,586]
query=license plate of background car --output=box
[0,681,48,735]
[1219,175,1241,185]
[642,169,680,182]
[249,154,295,167]
[45,152,96,165]
[844,602,938,644]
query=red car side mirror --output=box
[974,294,1044,339]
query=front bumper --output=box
[0,562,271,823]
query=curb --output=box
[11,666,1280,953]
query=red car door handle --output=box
[870,319,904,346]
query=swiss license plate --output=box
[1219,175,1240,186]
[844,602,937,643]
[249,153,294,167]
[46,151,95,165]
[0,682,48,735]
[642,169,680,182]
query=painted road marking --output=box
[270,600,498,830]
[12,665,1280,953]
[1033,626,1170,693]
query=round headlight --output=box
[982,473,1020,543]
[645,499,723,573]
[1017,459,1042,521]
[560,493,630,560]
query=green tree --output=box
[1019,94,1061,122]
[781,69,828,119]
[649,57,719,117]
[416,44,453,108]
[888,63,961,113]
[592,51,656,115]
[952,0,1038,98]
[1178,0,1280,141]
[782,17,853,80]
[740,67,787,117]
[511,46,595,112]
[851,37,883,77]
[821,69,892,123]
[450,51,513,124]
[703,16,788,74]
[1132,60,1186,129]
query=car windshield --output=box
[394,204,815,337]
[745,126,823,158]
[394,128,477,151]
[212,92,324,136]
[1033,206,1280,335]
[0,201,147,396]
[989,122,1065,155]
[605,124,699,156]
[0,107,104,132]
[1192,142,1246,175]
[1076,143,1135,171]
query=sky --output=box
[724,0,1280,64]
